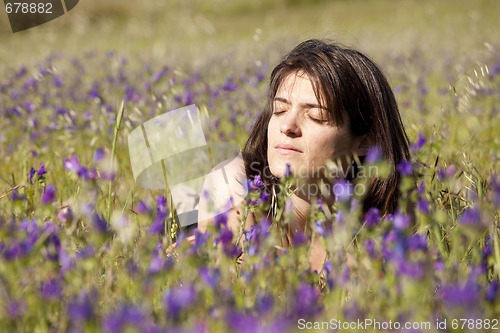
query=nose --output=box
[280,111,301,137]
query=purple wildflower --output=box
[42,185,56,204]
[183,89,193,104]
[336,208,344,224]
[87,168,97,180]
[490,173,500,206]
[365,146,382,164]
[23,76,38,91]
[63,155,80,171]
[7,299,27,319]
[481,240,492,266]
[317,198,324,211]
[292,283,322,318]
[226,313,260,333]
[364,207,381,226]
[58,206,73,223]
[417,198,429,214]
[134,201,149,214]
[156,195,167,215]
[192,228,209,250]
[76,166,89,179]
[490,64,500,77]
[164,284,197,318]
[257,190,270,205]
[410,132,427,152]
[333,179,353,202]
[434,260,444,271]
[89,89,100,99]
[226,244,243,258]
[253,175,263,188]
[222,77,238,91]
[285,197,292,212]
[93,148,105,162]
[103,305,152,333]
[342,266,350,284]
[41,278,62,299]
[152,68,168,82]
[92,213,108,233]
[255,294,274,315]
[16,66,26,78]
[227,313,288,333]
[393,233,410,259]
[397,260,423,278]
[458,207,481,225]
[409,234,427,251]
[285,163,291,177]
[365,239,375,257]
[214,211,228,228]
[437,165,456,179]
[127,260,139,276]
[322,259,332,275]
[440,280,480,305]
[486,281,499,303]
[384,229,397,243]
[45,231,61,262]
[53,76,64,87]
[75,246,95,261]
[199,266,220,288]
[2,242,21,260]
[217,228,233,246]
[67,290,95,323]
[148,216,165,236]
[397,160,413,176]
[315,221,326,237]
[56,107,68,116]
[292,231,308,247]
[148,256,162,275]
[37,162,47,177]
[392,212,410,230]
[11,189,25,201]
[350,198,360,212]
[29,166,36,182]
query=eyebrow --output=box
[273,97,328,110]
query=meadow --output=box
[0,0,499,331]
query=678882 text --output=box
[5,2,53,14]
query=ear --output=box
[353,132,375,157]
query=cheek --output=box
[266,119,278,146]
[308,133,351,163]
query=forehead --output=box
[275,71,321,103]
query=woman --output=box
[198,39,411,271]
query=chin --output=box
[269,161,303,178]
[269,164,287,178]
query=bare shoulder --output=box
[197,154,252,232]
[203,154,247,199]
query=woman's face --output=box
[267,71,359,179]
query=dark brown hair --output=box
[243,39,411,216]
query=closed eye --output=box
[272,107,287,115]
[308,109,328,123]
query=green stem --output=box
[107,101,125,223]
[493,225,500,280]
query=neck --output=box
[286,177,336,234]
[288,192,310,233]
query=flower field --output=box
[1,0,500,332]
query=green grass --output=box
[0,0,499,331]
[1,0,499,71]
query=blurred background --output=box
[1,0,499,71]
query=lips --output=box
[274,143,303,153]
